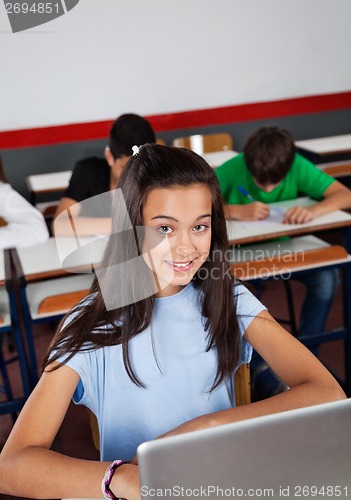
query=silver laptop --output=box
[138,398,351,499]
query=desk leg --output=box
[341,227,351,395]
[30,191,36,207]
[7,289,32,398]
[19,287,39,388]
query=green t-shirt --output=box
[215,152,334,205]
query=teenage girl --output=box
[0,144,344,500]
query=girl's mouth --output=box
[165,259,196,272]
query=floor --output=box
[0,240,347,500]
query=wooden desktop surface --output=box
[8,197,351,285]
[15,236,106,283]
[227,198,351,246]
[295,134,351,157]
[201,150,238,168]
[26,170,72,195]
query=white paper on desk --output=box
[241,206,285,228]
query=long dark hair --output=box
[44,144,241,390]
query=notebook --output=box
[137,398,351,499]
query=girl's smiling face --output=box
[142,183,212,297]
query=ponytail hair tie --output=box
[132,145,140,156]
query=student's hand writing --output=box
[283,205,319,224]
[237,202,270,221]
[110,463,141,500]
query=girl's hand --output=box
[110,463,141,500]
[283,205,318,224]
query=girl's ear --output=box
[104,147,115,168]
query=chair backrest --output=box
[172,133,233,154]
[234,363,251,406]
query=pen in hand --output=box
[237,185,267,220]
[237,185,255,201]
[237,186,285,222]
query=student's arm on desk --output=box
[224,202,270,221]
[156,310,345,440]
[284,180,351,224]
[53,196,112,236]
[0,363,140,500]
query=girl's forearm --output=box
[0,447,109,499]
[160,379,345,440]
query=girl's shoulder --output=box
[233,281,266,317]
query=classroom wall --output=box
[2,108,351,200]
[0,0,350,196]
[1,0,351,131]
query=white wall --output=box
[1,0,350,131]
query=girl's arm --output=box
[0,363,140,500]
[284,180,351,224]
[157,310,345,438]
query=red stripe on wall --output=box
[1,91,351,149]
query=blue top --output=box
[62,282,266,460]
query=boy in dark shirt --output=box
[54,114,155,234]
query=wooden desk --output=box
[318,159,351,179]
[26,170,72,212]
[227,201,351,393]
[15,236,106,282]
[201,150,239,168]
[295,134,351,162]
[14,236,104,320]
[226,197,351,246]
[15,238,69,282]
[26,170,72,196]
[11,238,98,386]
[230,235,351,281]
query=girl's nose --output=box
[173,231,195,257]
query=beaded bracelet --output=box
[101,459,127,500]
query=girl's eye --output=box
[193,224,208,232]
[158,226,173,235]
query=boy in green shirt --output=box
[216,126,351,397]
[216,127,351,224]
